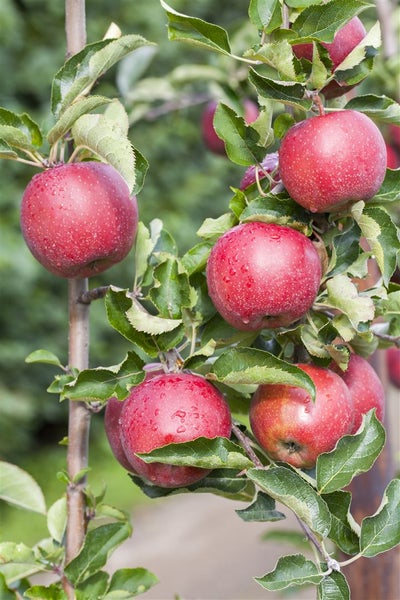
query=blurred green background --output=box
[0,0,398,544]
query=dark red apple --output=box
[202,99,259,156]
[279,110,387,213]
[20,162,138,278]
[293,16,367,99]
[119,372,232,488]
[104,397,136,472]
[386,347,400,388]
[206,222,322,331]
[331,354,385,432]
[249,363,355,469]
[239,152,279,190]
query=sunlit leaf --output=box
[255,554,323,591]
[0,462,46,515]
[360,478,400,557]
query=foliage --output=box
[0,0,399,598]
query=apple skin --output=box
[104,397,136,472]
[202,99,259,156]
[386,143,400,169]
[249,363,355,469]
[239,152,279,190]
[206,222,322,331]
[386,347,400,389]
[119,372,232,488]
[279,110,387,213]
[331,354,385,433]
[20,162,138,278]
[293,17,367,99]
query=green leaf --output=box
[182,241,213,276]
[47,497,67,544]
[0,138,18,159]
[0,462,46,515]
[345,94,400,125]
[105,567,158,598]
[0,542,44,585]
[209,347,316,399]
[245,40,297,81]
[61,351,145,402]
[353,204,400,286]
[213,103,265,166]
[249,69,311,111]
[0,573,16,600]
[322,491,360,555]
[160,0,231,55]
[25,349,64,368]
[292,0,371,42]
[51,36,155,117]
[134,221,156,283]
[372,168,400,203]
[149,255,193,318]
[0,108,42,150]
[76,572,109,599]
[47,96,111,144]
[247,466,331,538]
[255,554,323,591]
[319,274,375,330]
[239,194,312,234]
[64,522,132,585]
[317,570,350,600]
[131,468,255,501]
[248,0,281,30]
[71,113,136,192]
[335,21,380,72]
[125,297,182,335]
[236,491,286,522]
[24,584,67,600]
[138,437,253,471]
[196,212,237,241]
[316,410,385,494]
[360,478,400,557]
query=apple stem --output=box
[78,285,110,304]
[232,423,264,468]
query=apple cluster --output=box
[20,161,139,278]
[105,352,385,485]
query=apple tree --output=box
[1,0,399,599]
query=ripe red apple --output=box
[293,16,367,99]
[20,161,138,278]
[206,221,322,331]
[279,110,387,213]
[202,99,259,156]
[249,363,355,469]
[119,372,232,488]
[386,347,400,388]
[331,354,385,432]
[239,152,279,190]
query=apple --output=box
[279,110,387,213]
[386,347,400,389]
[249,363,355,469]
[388,124,400,150]
[331,354,385,432]
[20,161,138,278]
[293,16,367,99]
[239,152,279,190]
[206,221,322,331]
[104,397,136,472]
[119,372,232,488]
[386,143,400,169]
[202,99,259,156]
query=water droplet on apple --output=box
[176,426,186,434]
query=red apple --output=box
[206,221,322,331]
[239,152,279,190]
[388,124,400,150]
[20,162,138,278]
[386,347,400,388]
[119,372,232,488]
[331,354,385,432]
[386,143,400,169]
[105,397,136,472]
[202,99,259,156]
[279,110,387,213]
[293,17,367,99]
[249,363,355,469]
